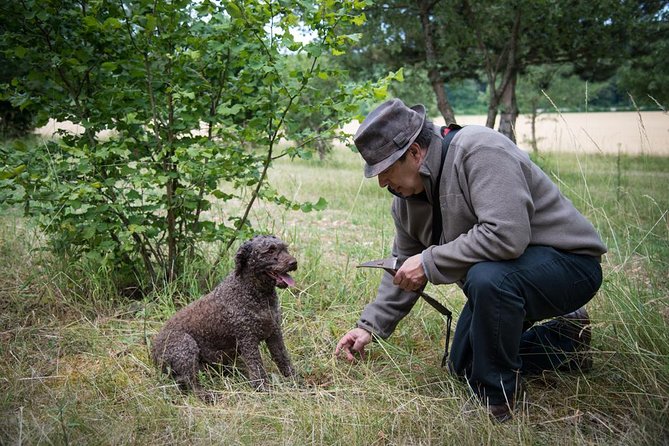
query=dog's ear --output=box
[235,240,253,275]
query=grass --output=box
[1,144,668,445]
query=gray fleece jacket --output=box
[357,124,607,339]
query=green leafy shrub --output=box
[0,0,398,290]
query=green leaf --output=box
[82,16,100,29]
[103,17,122,30]
[351,13,366,26]
[0,164,26,179]
[373,86,388,100]
[225,3,243,19]
[101,62,118,72]
[14,47,27,58]
[313,197,327,211]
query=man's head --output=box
[354,99,429,197]
[354,99,426,177]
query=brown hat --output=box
[354,99,426,178]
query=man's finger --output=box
[334,339,348,356]
[335,336,355,361]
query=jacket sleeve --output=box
[422,146,535,284]
[356,201,425,339]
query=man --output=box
[334,98,607,421]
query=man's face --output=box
[376,145,425,197]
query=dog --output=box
[151,235,298,398]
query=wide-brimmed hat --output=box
[354,99,426,178]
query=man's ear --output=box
[408,143,425,163]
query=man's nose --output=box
[378,173,388,188]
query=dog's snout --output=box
[288,258,298,271]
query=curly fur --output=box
[151,235,298,397]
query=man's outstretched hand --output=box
[334,327,372,362]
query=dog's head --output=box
[235,235,298,288]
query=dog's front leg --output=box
[238,340,269,391]
[266,331,295,378]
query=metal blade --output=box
[357,257,398,272]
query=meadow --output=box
[1,135,668,445]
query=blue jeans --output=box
[447,246,603,405]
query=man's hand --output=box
[393,253,427,291]
[334,327,372,362]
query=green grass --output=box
[1,146,668,445]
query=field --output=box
[1,124,668,444]
[38,111,669,156]
[458,111,669,156]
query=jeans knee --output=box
[464,262,505,298]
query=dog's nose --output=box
[288,259,298,270]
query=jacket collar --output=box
[418,123,445,204]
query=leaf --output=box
[0,164,26,179]
[103,17,122,30]
[144,14,157,33]
[128,224,146,234]
[312,197,328,211]
[351,13,366,26]
[394,68,404,82]
[225,3,243,19]
[14,47,27,58]
[82,16,100,29]
[101,62,118,72]
[373,86,388,100]
[212,190,232,200]
[304,43,323,57]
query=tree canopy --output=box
[338,0,668,141]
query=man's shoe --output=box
[556,307,593,372]
[488,402,513,422]
[487,381,527,423]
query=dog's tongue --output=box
[279,273,295,287]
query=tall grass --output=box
[0,141,667,445]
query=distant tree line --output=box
[2,1,667,141]
[337,0,668,142]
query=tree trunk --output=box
[416,0,456,124]
[485,103,498,128]
[529,102,539,155]
[496,10,522,142]
[497,72,518,142]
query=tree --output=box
[617,3,669,109]
[338,1,464,124]
[456,0,650,142]
[340,0,658,142]
[0,12,36,138]
[0,0,396,291]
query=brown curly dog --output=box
[151,235,298,399]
